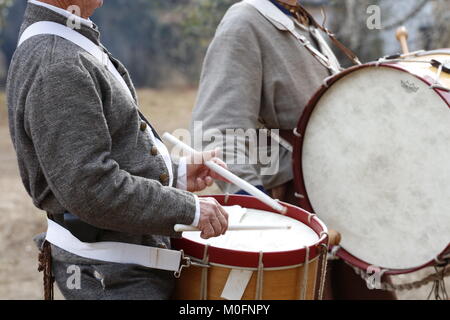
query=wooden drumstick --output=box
[174,224,292,233]
[396,26,410,55]
[328,229,342,247]
[163,132,288,215]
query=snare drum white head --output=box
[302,66,450,270]
[182,206,319,253]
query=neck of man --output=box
[37,0,89,19]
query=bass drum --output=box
[293,50,450,275]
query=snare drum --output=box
[293,50,450,276]
[171,195,329,300]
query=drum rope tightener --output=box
[329,241,449,299]
[349,259,449,299]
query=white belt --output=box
[45,219,189,274]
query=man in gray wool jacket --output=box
[191,0,397,300]
[7,0,229,300]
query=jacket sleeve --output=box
[26,60,196,237]
[191,18,264,194]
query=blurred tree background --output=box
[0,0,449,88]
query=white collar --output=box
[28,0,94,28]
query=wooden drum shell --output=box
[173,259,320,300]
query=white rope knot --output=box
[307,213,316,224]
[347,259,450,298]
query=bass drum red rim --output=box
[292,61,450,275]
[171,195,329,269]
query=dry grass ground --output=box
[0,90,447,300]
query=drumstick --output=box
[396,26,410,55]
[162,133,288,215]
[174,224,292,233]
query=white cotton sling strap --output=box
[18,21,134,100]
[18,21,175,185]
[46,219,184,272]
[18,22,184,273]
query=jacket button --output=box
[159,173,169,184]
[150,146,159,156]
[140,122,147,131]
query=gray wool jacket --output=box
[7,3,196,298]
[191,1,333,194]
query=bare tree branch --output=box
[382,0,428,30]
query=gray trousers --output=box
[36,233,175,300]
[53,260,175,300]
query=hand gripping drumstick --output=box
[162,133,288,216]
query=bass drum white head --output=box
[301,66,450,270]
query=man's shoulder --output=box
[13,34,97,73]
[218,1,267,35]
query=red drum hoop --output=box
[172,195,329,269]
[293,51,450,275]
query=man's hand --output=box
[198,197,229,239]
[186,149,228,192]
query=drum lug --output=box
[174,250,191,278]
